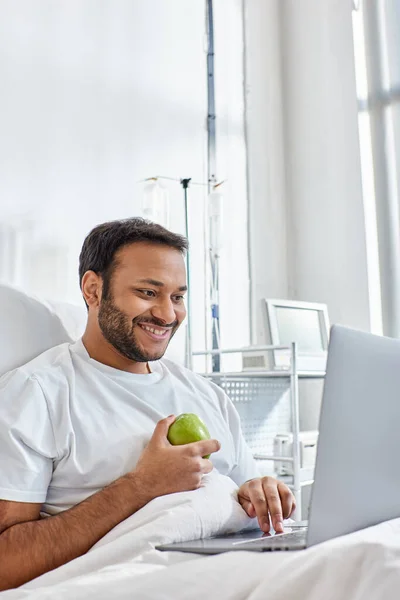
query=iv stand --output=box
[206,0,221,372]
[180,178,193,370]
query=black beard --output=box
[98,297,178,362]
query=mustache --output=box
[132,316,178,329]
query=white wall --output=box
[282,0,370,332]
[244,0,289,345]
[245,0,371,344]
[0,0,250,363]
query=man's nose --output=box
[150,298,176,325]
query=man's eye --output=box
[140,290,156,297]
[173,295,185,302]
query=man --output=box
[0,218,295,590]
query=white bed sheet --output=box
[2,472,400,600]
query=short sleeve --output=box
[209,381,261,486]
[0,369,58,502]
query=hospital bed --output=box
[0,282,399,600]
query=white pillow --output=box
[0,282,85,376]
[45,299,87,342]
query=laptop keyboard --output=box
[236,529,307,551]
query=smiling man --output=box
[0,218,295,590]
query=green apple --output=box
[167,413,212,458]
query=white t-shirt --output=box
[0,340,260,515]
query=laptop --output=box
[157,325,400,553]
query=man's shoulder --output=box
[158,357,203,379]
[158,358,220,393]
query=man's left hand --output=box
[237,477,296,534]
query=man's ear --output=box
[81,271,102,308]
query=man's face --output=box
[97,242,187,363]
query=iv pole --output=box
[180,177,193,370]
[206,0,221,372]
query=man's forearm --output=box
[0,472,148,591]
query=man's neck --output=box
[81,332,150,375]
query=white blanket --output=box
[2,472,400,599]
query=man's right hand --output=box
[132,415,221,503]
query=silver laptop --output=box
[157,325,400,553]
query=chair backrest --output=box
[0,282,86,376]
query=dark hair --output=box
[79,218,188,303]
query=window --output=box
[353,0,400,337]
